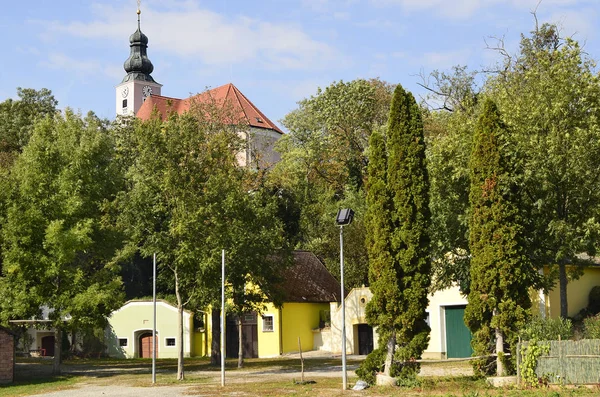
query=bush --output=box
[355,347,386,385]
[583,314,600,339]
[588,286,600,315]
[521,316,573,341]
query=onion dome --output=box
[121,10,157,83]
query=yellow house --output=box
[536,264,600,319]
[219,251,341,358]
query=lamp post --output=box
[336,208,354,391]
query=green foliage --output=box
[487,23,600,317]
[0,110,124,327]
[521,317,573,342]
[583,314,600,339]
[520,340,550,388]
[464,99,535,376]
[271,79,395,289]
[115,103,289,374]
[355,346,386,385]
[365,84,431,378]
[425,106,476,294]
[0,87,58,167]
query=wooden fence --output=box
[519,339,600,385]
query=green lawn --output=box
[2,357,599,397]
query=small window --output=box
[118,338,128,347]
[262,315,274,332]
[165,338,176,346]
[122,99,128,108]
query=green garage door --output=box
[445,305,473,358]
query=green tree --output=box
[117,107,288,377]
[363,84,431,379]
[464,99,536,376]
[0,110,124,374]
[272,78,394,288]
[0,87,58,167]
[487,23,600,318]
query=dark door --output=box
[357,324,374,355]
[41,335,55,356]
[226,313,258,358]
[139,333,158,358]
[445,305,473,358]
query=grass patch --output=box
[0,376,81,397]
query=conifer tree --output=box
[363,85,431,379]
[464,99,534,376]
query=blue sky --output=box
[1,0,598,129]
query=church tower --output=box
[116,7,162,117]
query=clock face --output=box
[121,87,129,98]
[142,85,153,98]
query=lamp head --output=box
[336,208,354,226]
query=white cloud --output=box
[369,0,598,20]
[417,49,472,69]
[548,8,597,41]
[41,53,122,81]
[38,2,339,72]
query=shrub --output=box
[521,316,573,341]
[583,314,600,339]
[588,286,600,315]
[355,347,386,385]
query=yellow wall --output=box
[547,267,600,318]
[256,303,282,357]
[280,302,328,354]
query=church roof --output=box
[136,83,283,134]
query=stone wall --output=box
[0,328,15,383]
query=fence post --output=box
[516,337,521,385]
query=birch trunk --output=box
[383,332,396,377]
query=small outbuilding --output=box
[0,326,15,384]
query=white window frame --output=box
[165,337,176,347]
[118,337,128,347]
[262,314,274,332]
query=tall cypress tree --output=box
[464,99,534,376]
[363,85,431,379]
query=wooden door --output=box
[357,324,374,355]
[226,313,258,358]
[139,333,158,358]
[41,335,55,356]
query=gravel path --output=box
[26,353,473,396]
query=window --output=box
[118,338,128,347]
[262,315,274,332]
[165,338,176,347]
[122,99,127,108]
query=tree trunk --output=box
[52,328,62,375]
[559,261,568,318]
[383,332,396,377]
[495,326,504,377]
[175,268,185,381]
[70,329,77,355]
[211,308,221,365]
[237,315,244,368]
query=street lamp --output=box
[336,208,354,390]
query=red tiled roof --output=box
[136,83,283,134]
[278,251,341,303]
